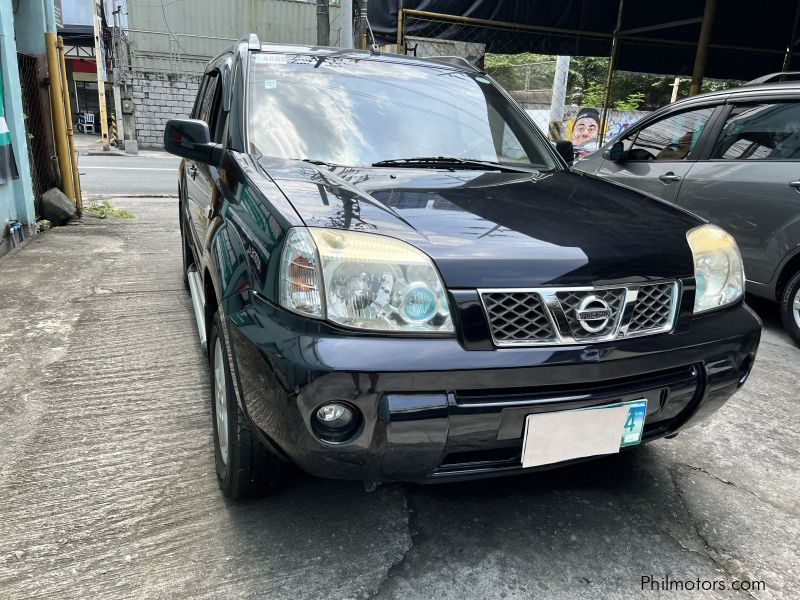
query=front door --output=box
[595,106,717,204]
[185,71,221,251]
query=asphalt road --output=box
[78,153,180,197]
[0,198,797,599]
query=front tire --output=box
[780,270,800,347]
[209,312,292,499]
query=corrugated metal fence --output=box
[124,0,342,74]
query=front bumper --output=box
[225,295,761,483]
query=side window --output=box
[198,72,219,124]
[208,81,227,145]
[627,107,714,161]
[190,78,207,119]
[710,103,800,160]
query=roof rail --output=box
[744,71,800,85]
[247,33,260,51]
[424,56,480,71]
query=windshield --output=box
[247,53,557,170]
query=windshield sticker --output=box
[264,79,277,89]
[254,54,287,64]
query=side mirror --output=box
[555,140,575,164]
[164,119,223,165]
[608,140,625,163]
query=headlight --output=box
[686,224,744,313]
[279,227,453,333]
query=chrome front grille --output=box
[480,282,679,347]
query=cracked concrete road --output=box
[1,197,798,600]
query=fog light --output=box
[316,403,353,428]
[312,402,362,443]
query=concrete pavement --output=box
[0,197,798,599]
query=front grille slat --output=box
[627,283,674,334]
[482,292,555,343]
[480,282,678,347]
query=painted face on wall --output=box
[571,116,599,147]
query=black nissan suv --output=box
[165,36,761,499]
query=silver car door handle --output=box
[659,173,682,183]
[789,180,800,190]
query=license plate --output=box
[521,399,647,468]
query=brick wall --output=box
[130,72,202,149]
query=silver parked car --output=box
[575,77,800,346]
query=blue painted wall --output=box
[0,0,54,239]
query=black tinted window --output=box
[208,81,226,144]
[198,72,219,124]
[711,103,800,160]
[627,107,713,161]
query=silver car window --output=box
[627,107,714,161]
[711,103,800,160]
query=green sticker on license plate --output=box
[620,399,647,446]
[583,398,647,447]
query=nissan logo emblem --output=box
[575,296,613,333]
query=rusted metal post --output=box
[781,1,800,73]
[396,8,405,54]
[45,31,75,201]
[57,37,82,216]
[689,0,717,96]
[599,0,625,146]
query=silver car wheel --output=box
[794,288,800,330]
[214,340,229,466]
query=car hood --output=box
[258,158,701,288]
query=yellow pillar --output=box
[45,31,75,201]
[92,0,110,151]
[57,36,82,216]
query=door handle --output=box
[789,180,800,191]
[188,165,198,180]
[659,173,682,183]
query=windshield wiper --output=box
[371,157,532,172]
[301,158,339,167]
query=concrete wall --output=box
[130,72,201,149]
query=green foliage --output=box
[86,200,135,220]
[483,52,741,111]
[579,81,605,108]
[614,92,646,111]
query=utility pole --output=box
[111,3,125,144]
[340,0,353,49]
[357,0,369,49]
[670,77,681,103]
[316,0,330,46]
[92,0,110,151]
[548,56,570,140]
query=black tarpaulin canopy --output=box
[369,0,800,81]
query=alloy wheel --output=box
[794,288,800,330]
[214,340,229,466]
